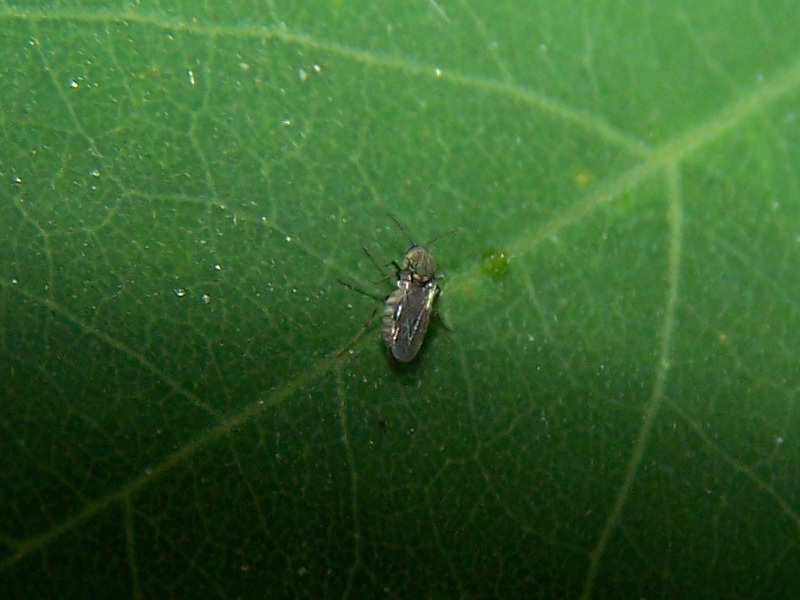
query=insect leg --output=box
[430,275,453,332]
[337,278,383,301]
[361,246,397,284]
[335,300,382,359]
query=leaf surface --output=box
[2,1,800,598]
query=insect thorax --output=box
[402,246,437,284]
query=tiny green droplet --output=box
[480,249,510,281]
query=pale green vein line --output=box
[447,160,656,298]
[457,0,513,82]
[9,194,56,365]
[520,270,580,388]
[0,282,221,419]
[427,0,451,24]
[2,4,798,171]
[0,6,649,157]
[667,400,800,536]
[123,496,143,600]
[447,48,800,294]
[423,460,467,597]
[655,56,800,163]
[580,164,683,600]
[30,20,103,162]
[0,343,344,571]
[187,36,220,203]
[705,227,800,313]
[454,339,581,552]
[118,189,375,291]
[334,369,374,598]
[675,8,740,95]
[457,338,481,453]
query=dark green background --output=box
[2,1,800,598]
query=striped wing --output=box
[382,280,439,362]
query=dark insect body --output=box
[382,244,441,362]
[339,216,449,363]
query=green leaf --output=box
[2,1,800,597]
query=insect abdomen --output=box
[382,280,438,362]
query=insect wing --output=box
[384,280,439,362]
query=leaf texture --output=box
[2,1,800,598]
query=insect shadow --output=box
[338,215,455,365]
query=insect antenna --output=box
[387,213,416,247]
[387,213,459,248]
[423,225,460,247]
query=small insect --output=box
[382,243,441,362]
[340,216,448,363]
